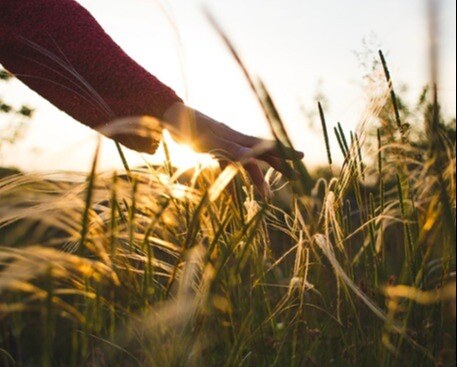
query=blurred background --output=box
[0,0,455,172]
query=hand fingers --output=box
[208,133,299,182]
[206,135,269,196]
[243,158,270,198]
[200,134,251,161]
[218,160,229,171]
[207,133,297,188]
[258,154,298,180]
[215,123,304,160]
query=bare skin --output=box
[163,102,304,195]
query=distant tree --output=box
[0,68,34,158]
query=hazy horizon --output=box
[1,0,455,172]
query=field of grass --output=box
[0,40,456,367]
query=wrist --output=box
[162,101,188,127]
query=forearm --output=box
[0,0,182,153]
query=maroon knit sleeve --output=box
[0,0,182,153]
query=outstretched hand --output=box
[163,102,304,196]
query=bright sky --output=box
[1,0,455,172]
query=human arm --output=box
[0,0,180,153]
[0,0,303,193]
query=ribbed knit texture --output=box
[0,0,182,153]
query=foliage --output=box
[0,69,34,157]
[0,50,455,367]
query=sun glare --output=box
[160,130,217,171]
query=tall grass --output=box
[0,30,456,367]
